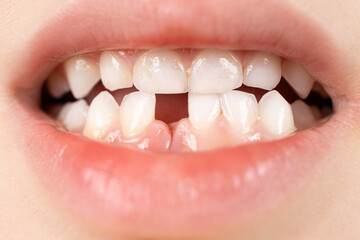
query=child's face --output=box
[1,0,360,239]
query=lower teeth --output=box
[42,49,333,152]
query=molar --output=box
[83,91,119,139]
[220,90,258,133]
[64,56,101,99]
[188,93,221,130]
[119,91,156,137]
[282,60,315,99]
[259,90,295,137]
[133,50,187,94]
[188,49,243,93]
[100,51,133,91]
[47,69,70,98]
[57,100,89,133]
[243,52,281,90]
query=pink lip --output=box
[7,0,354,238]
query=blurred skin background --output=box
[1,0,360,239]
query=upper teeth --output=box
[282,60,315,99]
[100,51,133,91]
[133,49,188,94]
[188,49,243,93]
[243,52,281,90]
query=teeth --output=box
[100,51,133,91]
[133,50,187,94]
[119,92,156,137]
[291,100,317,129]
[83,91,119,139]
[47,70,70,98]
[258,90,295,137]
[64,56,101,99]
[243,52,281,90]
[282,60,315,99]
[188,49,243,93]
[220,91,258,133]
[188,93,221,130]
[57,100,89,133]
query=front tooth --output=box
[100,51,133,91]
[64,56,101,99]
[83,91,119,139]
[47,70,70,98]
[220,91,258,133]
[119,92,156,137]
[188,93,221,130]
[243,52,281,90]
[57,100,89,133]
[282,60,315,99]
[188,49,243,93]
[259,90,295,137]
[291,100,317,128]
[133,50,187,94]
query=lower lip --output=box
[16,102,332,238]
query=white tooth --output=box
[220,91,258,133]
[282,60,315,99]
[100,51,133,91]
[188,49,243,93]
[64,56,101,99]
[133,50,187,94]
[243,52,281,90]
[47,70,70,98]
[291,100,317,128]
[188,93,221,130]
[83,91,119,139]
[259,90,295,137]
[57,100,89,133]
[119,92,156,137]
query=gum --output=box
[93,116,279,153]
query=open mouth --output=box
[5,0,359,239]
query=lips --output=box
[4,0,358,238]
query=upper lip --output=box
[5,0,357,238]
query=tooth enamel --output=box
[47,70,70,98]
[259,90,295,137]
[188,93,221,130]
[243,52,281,90]
[57,100,89,133]
[83,91,119,139]
[220,91,258,133]
[291,100,317,128]
[188,49,243,93]
[100,51,133,91]
[64,56,101,99]
[282,60,315,99]
[119,91,156,137]
[133,50,187,94]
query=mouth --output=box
[4,0,359,239]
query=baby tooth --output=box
[243,52,281,90]
[57,100,89,133]
[83,91,119,139]
[188,93,221,130]
[133,50,187,94]
[282,60,315,99]
[100,51,133,91]
[188,49,243,93]
[119,92,156,137]
[291,100,317,129]
[220,91,258,133]
[47,70,70,98]
[64,56,101,99]
[259,90,295,137]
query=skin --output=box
[1,0,360,239]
